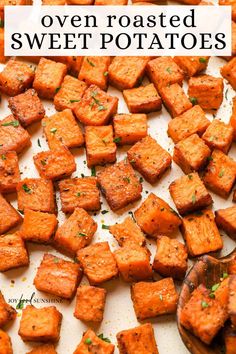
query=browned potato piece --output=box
[85,125,116,167]
[79,57,110,90]
[0,232,29,272]
[228,275,236,326]
[77,242,118,285]
[202,119,234,154]
[0,291,16,327]
[74,329,114,354]
[97,160,142,211]
[26,344,57,354]
[117,323,158,354]
[215,206,236,240]
[134,193,182,237]
[221,57,236,90]
[160,83,192,118]
[146,56,184,91]
[0,193,22,234]
[42,0,66,3]
[109,216,146,247]
[0,330,13,354]
[0,59,34,96]
[223,325,236,354]
[175,0,200,3]
[173,56,209,77]
[167,105,210,143]
[153,236,188,279]
[74,285,106,322]
[42,109,84,150]
[21,209,58,244]
[230,96,236,140]
[58,177,100,213]
[95,0,128,4]
[18,305,62,342]
[123,83,162,113]
[54,207,97,256]
[33,58,67,99]
[69,56,83,77]
[181,209,223,256]
[17,178,56,213]
[0,151,20,193]
[113,113,147,145]
[67,0,94,4]
[131,278,178,320]
[188,75,224,110]
[127,135,172,184]
[0,29,7,64]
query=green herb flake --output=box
[41,159,47,166]
[123,177,130,183]
[189,97,198,105]
[85,338,92,345]
[77,232,87,237]
[98,105,107,111]
[104,71,108,77]
[225,88,229,101]
[222,272,228,279]
[91,166,96,177]
[22,184,32,194]
[102,224,109,230]
[192,194,196,204]
[113,137,121,144]
[209,293,215,299]
[219,169,224,178]
[101,210,109,215]
[211,283,220,292]
[209,136,214,142]
[139,177,144,183]
[201,300,209,309]
[0,19,4,28]
[86,58,95,67]
[53,257,59,263]
[70,99,80,103]
[166,67,172,74]
[37,138,41,148]
[159,294,163,301]
[199,57,207,63]
[188,174,193,180]
[1,120,19,127]
[98,334,111,343]
[1,154,6,160]
[50,127,57,134]
[16,300,24,310]
[55,87,61,94]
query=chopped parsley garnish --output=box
[189,97,198,105]
[55,87,61,94]
[50,127,57,134]
[211,283,220,292]
[37,138,41,148]
[166,67,172,74]
[91,166,96,176]
[0,19,4,28]
[22,184,32,194]
[98,105,107,111]
[139,177,144,183]
[1,154,6,160]
[85,338,92,345]
[222,272,228,279]
[201,301,209,309]
[123,177,130,183]
[53,257,59,263]
[1,120,19,127]
[188,174,193,180]
[219,169,224,178]
[98,333,111,343]
[70,99,80,103]
[86,58,95,67]
[77,232,86,237]
[192,194,196,204]
[102,224,109,230]
[41,159,47,166]
[199,57,207,63]
[159,294,163,301]
[101,210,109,215]
[113,137,121,143]
[16,299,24,310]
[104,71,108,76]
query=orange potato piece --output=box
[95,0,128,4]
[18,305,62,342]
[175,0,200,3]
[85,125,116,167]
[0,330,13,354]
[229,275,236,326]
[127,135,172,184]
[173,56,209,77]
[0,151,20,193]
[77,242,118,285]
[67,0,94,4]
[97,160,142,211]
[0,28,7,64]
[58,177,100,213]
[109,216,146,247]
[74,329,114,354]
[26,344,57,354]
[221,57,236,90]
[0,193,22,234]
[181,209,223,257]
[0,291,16,327]
[202,119,234,154]
[79,57,110,91]
[230,96,236,140]
[215,206,236,240]
[134,193,182,237]
[54,207,97,256]
[223,325,236,354]
[74,285,106,322]
[69,56,83,77]
[42,0,66,4]
[113,114,148,145]
[214,277,229,307]
[160,83,192,118]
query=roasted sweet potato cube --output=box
[42,0,66,4]
[221,57,236,90]
[95,0,128,4]
[54,75,87,111]
[229,275,236,325]
[43,109,84,150]
[131,278,178,320]
[78,57,110,91]
[0,232,29,272]
[69,56,83,76]
[0,151,20,193]
[215,206,236,240]
[230,96,236,140]
[108,56,150,90]
[224,325,236,354]
[169,172,212,215]
[0,330,13,354]
[114,245,152,282]
[0,115,31,154]
[175,0,201,4]
[74,85,118,126]
[181,209,223,256]
[74,329,114,354]
[26,344,57,354]
[85,125,116,167]
[8,89,45,127]
[0,291,16,327]
[67,0,94,4]
[34,254,82,299]
[203,149,236,198]
[127,135,172,184]
[0,194,22,234]
[173,134,211,174]
[123,83,162,113]
[0,59,34,96]
[18,305,62,342]
[146,56,184,91]
[153,236,188,279]
[117,323,158,354]
[160,83,192,118]
[188,75,224,110]
[58,177,100,213]
[134,193,181,237]
[17,178,55,213]
[0,29,7,64]
[109,216,146,247]
[97,160,142,211]
[113,114,148,145]
[21,209,57,243]
[167,105,210,143]
[202,119,234,154]
[173,57,209,77]
[54,207,97,256]
[77,242,118,285]
[33,58,67,99]
[74,285,106,322]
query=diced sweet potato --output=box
[0,193,22,234]
[97,159,142,211]
[181,209,223,256]
[42,0,66,4]
[0,151,20,193]
[26,344,57,354]
[70,56,83,76]
[123,83,162,113]
[21,209,57,243]
[79,57,110,90]
[188,75,224,110]
[8,89,45,127]
[0,330,13,354]
[0,232,29,272]
[202,119,234,154]
[17,178,55,213]
[67,0,94,4]
[214,277,229,307]
[77,242,118,285]
[74,329,114,354]
[175,0,200,3]
[173,134,211,174]
[127,135,172,184]
[74,84,118,126]
[95,0,128,4]
[113,114,147,145]
[221,57,236,90]
[0,291,16,327]
[215,206,236,240]
[224,325,236,354]
[74,285,106,322]
[42,109,84,150]
[33,58,67,99]
[131,278,178,320]
[160,83,192,118]
[153,236,188,279]
[58,177,100,213]
[173,57,209,77]
[203,149,236,198]
[109,216,146,247]
[229,275,236,326]
[0,29,7,64]
[230,96,236,140]
[85,125,116,167]
[134,193,181,237]
[54,207,97,256]
[18,305,62,342]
